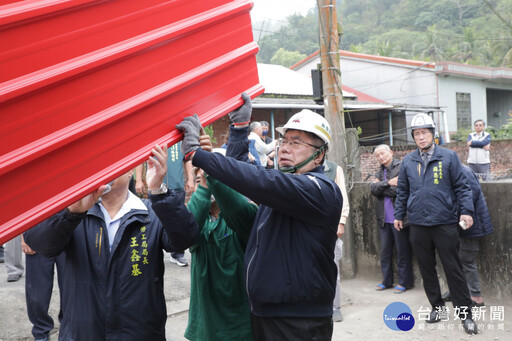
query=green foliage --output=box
[257,13,319,63]
[487,123,512,140]
[450,128,473,142]
[256,0,512,68]
[270,48,307,67]
[203,125,217,145]
[349,44,363,53]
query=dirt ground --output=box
[1,252,511,341]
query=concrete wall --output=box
[343,181,512,299]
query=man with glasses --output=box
[467,119,491,181]
[176,96,343,341]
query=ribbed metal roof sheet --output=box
[0,0,263,242]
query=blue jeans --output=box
[379,223,414,288]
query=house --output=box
[291,50,512,138]
[209,63,410,147]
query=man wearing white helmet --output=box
[176,94,343,340]
[394,113,478,335]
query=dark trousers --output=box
[25,253,65,340]
[379,223,414,288]
[409,224,473,311]
[251,314,333,341]
[459,238,481,297]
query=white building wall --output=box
[294,54,512,133]
[437,76,487,132]
[294,58,318,77]
[294,56,437,106]
[340,58,437,107]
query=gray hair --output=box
[249,121,261,132]
[374,144,391,153]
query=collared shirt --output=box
[99,191,148,250]
[421,145,435,165]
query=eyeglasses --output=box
[278,138,321,150]
[475,124,484,127]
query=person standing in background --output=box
[467,119,491,181]
[260,121,276,169]
[443,165,493,307]
[21,236,64,341]
[248,121,276,168]
[370,144,414,294]
[394,113,477,335]
[4,235,24,282]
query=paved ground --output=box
[1,251,511,340]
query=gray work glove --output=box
[176,114,202,160]
[228,92,252,125]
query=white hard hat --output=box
[276,109,331,145]
[411,113,435,130]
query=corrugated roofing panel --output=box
[0,0,263,243]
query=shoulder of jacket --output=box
[403,153,415,162]
[392,158,402,167]
[305,171,336,189]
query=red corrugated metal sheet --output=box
[0,0,264,243]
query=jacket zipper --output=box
[99,226,103,259]
[246,222,264,311]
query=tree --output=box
[257,13,318,64]
[448,27,477,63]
[270,48,307,67]
[421,25,445,62]
[254,0,512,67]
[376,40,393,57]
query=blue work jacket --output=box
[24,191,199,341]
[394,145,473,226]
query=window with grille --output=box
[456,92,472,129]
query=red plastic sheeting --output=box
[0,0,264,243]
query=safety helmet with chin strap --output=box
[411,113,436,151]
[276,110,331,173]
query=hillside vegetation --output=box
[256,0,512,68]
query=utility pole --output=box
[318,1,356,279]
[317,0,346,166]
